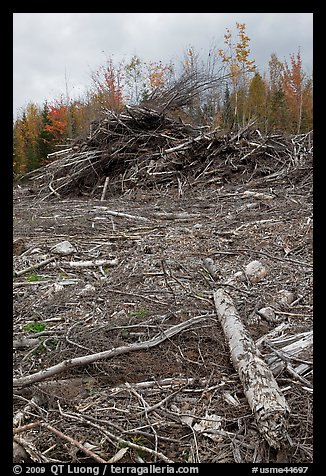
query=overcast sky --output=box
[13,12,313,117]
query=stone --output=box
[51,241,77,255]
[13,238,26,256]
[245,260,268,283]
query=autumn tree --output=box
[125,55,146,105]
[92,57,125,112]
[266,53,288,130]
[13,102,43,174]
[70,98,93,138]
[247,72,268,130]
[283,49,308,133]
[147,60,174,93]
[13,115,27,175]
[45,101,69,142]
[218,22,256,127]
[300,75,313,131]
[37,99,70,165]
[265,50,312,133]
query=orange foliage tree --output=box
[44,101,69,142]
[283,50,307,133]
[37,99,70,166]
[92,57,125,112]
[147,61,173,92]
[266,50,312,133]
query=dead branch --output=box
[58,402,174,463]
[14,421,107,463]
[13,314,214,388]
[100,176,110,201]
[43,422,108,463]
[14,257,56,277]
[94,208,151,222]
[213,288,290,448]
[61,258,118,269]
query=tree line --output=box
[13,23,313,176]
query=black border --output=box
[8,8,318,473]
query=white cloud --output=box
[13,12,313,116]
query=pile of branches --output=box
[27,104,313,199]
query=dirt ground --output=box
[13,169,313,464]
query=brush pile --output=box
[28,104,313,199]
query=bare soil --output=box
[13,171,313,464]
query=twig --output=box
[14,257,56,277]
[58,403,174,463]
[95,208,151,222]
[100,177,110,201]
[105,287,167,305]
[61,258,118,268]
[48,178,61,199]
[13,421,42,434]
[43,422,108,463]
[135,388,182,418]
[161,259,176,301]
[14,420,107,463]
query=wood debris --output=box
[25,104,313,200]
[13,107,313,463]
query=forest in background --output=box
[13,23,313,176]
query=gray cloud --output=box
[13,12,313,116]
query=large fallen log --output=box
[213,288,290,448]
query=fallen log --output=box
[213,288,290,448]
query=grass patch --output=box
[25,273,43,282]
[128,308,151,319]
[24,322,46,333]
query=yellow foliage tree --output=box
[218,22,256,126]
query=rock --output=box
[13,238,26,256]
[203,257,219,277]
[245,260,268,283]
[233,270,246,282]
[257,289,295,323]
[51,241,77,255]
[80,284,96,296]
[276,289,295,307]
[13,441,30,463]
[257,306,278,323]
